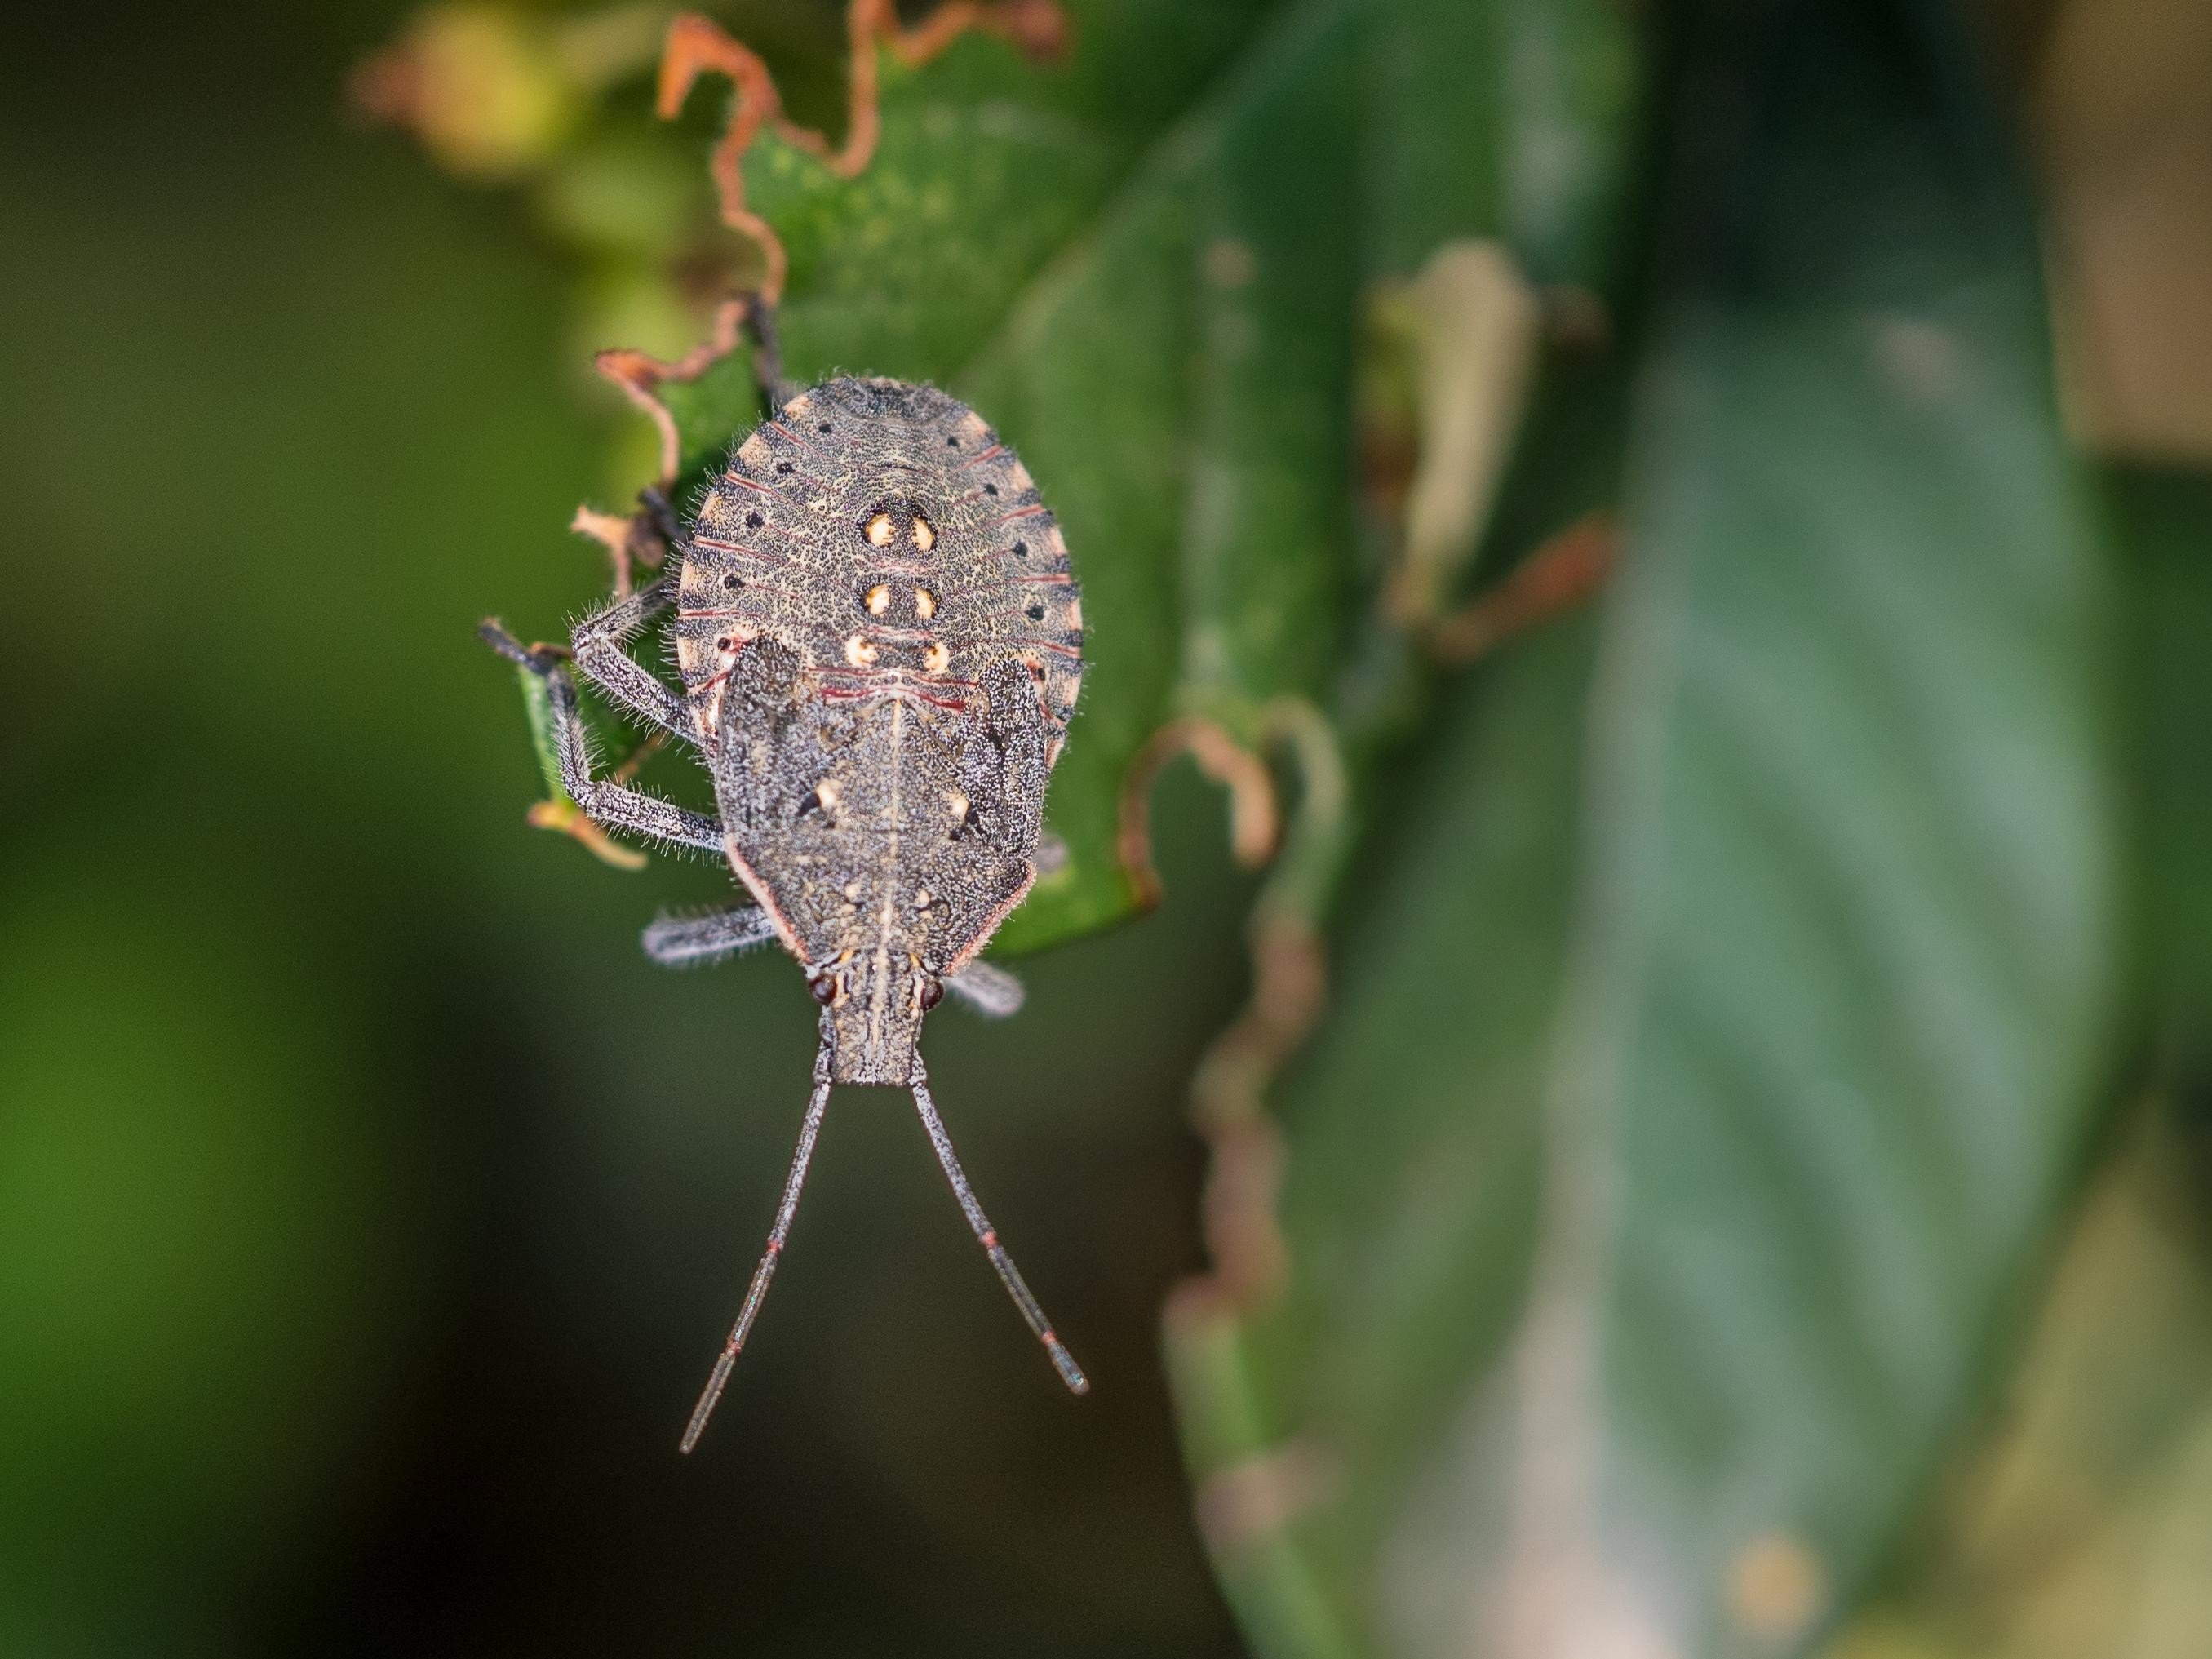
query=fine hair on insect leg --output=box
[642,904,780,969]
[680,1020,836,1454]
[908,1054,1088,1395]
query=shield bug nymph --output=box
[485,375,1087,1451]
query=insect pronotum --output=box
[485,369,1088,1451]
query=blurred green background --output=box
[3,2,2210,1657]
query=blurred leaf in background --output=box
[1828,1102,2212,1659]
[1178,0,2131,1651]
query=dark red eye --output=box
[809,974,837,1005]
[919,978,944,1011]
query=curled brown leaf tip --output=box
[1428,508,1617,665]
[1182,914,1323,1315]
[1161,703,1344,1337]
[1116,720,1279,910]
[593,294,753,489]
[574,294,756,596]
[569,503,666,600]
[656,0,1071,302]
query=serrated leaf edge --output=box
[656,0,1069,304]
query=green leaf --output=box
[1822,1106,2212,1659]
[956,0,1368,947]
[516,659,567,801]
[1172,4,2124,1655]
[727,0,1645,950]
[1171,615,1597,1659]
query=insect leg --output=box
[568,576,702,745]
[481,622,725,854]
[641,906,779,967]
[944,960,1025,1018]
[680,1028,836,1453]
[907,1055,1088,1395]
[740,294,800,409]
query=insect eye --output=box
[809,974,838,1005]
[919,978,944,1012]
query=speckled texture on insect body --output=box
[672,377,1084,1084]
[480,365,1095,1434]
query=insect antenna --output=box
[679,1026,836,1454]
[908,1054,1089,1395]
